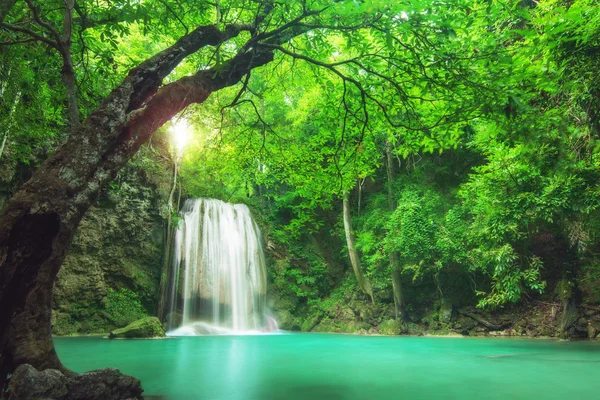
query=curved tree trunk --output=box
[342,192,374,304]
[0,24,273,391]
[385,142,404,319]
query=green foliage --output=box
[104,288,147,327]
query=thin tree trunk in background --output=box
[0,89,21,163]
[343,192,375,304]
[386,141,404,319]
[61,0,80,134]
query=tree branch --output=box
[0,22,60,49]
[23,0,63,48]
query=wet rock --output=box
[8,364,143,400]
[109,316,165,339]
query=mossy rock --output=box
[109,317,165,339]
[379,319,402,335]
[347,321,371,333]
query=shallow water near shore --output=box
[54,334,599,400]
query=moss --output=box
[104,288,148,327]
[109,317,166,339]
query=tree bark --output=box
[0,24,272,391]
[342,192,375,304]
[385,142,404,319]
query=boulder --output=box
[379,319,405,335]
[8,364,68,400]
[65,368,143,400]
[8,364,143,400]
[109,316,165,339]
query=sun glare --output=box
[172,119,190,154]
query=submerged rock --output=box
[8,364,143,400]
[109,316,166,339]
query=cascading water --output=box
[165,198,276,335]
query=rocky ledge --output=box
[8,364,143,400]
[109,317,166,339]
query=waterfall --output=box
[165,198,271,335]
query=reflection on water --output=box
[54,334,600,400]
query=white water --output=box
[166,199,271,335]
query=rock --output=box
[587,324,598,339]
[8,364,143,400]
[379,319,402,335]
[454,315,477,334]
[407,323,425,336]
[109,316,165,339]
[439,301,453,323]
[8,364,68,400]
[347,321,371,333]
[65,368,143,400]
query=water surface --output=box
[54,334,599,400]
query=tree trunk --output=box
[61,0,80,134]
[342,192,374,304]
[0,24,272,391]
[386,142,404,319]
[0,89,20,162]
